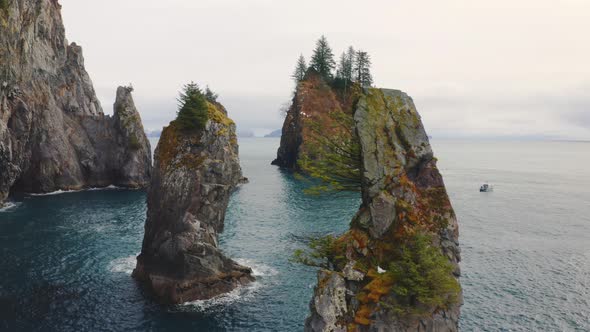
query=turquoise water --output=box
[0,138,589,331]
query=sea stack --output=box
[274,74,461,330]
[305,89,461,331]
[0,0,151,205]
[133,99,253,304]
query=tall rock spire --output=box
[0,0,151,205]
[305,89,461,331]
[133,100,253,304]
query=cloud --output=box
[417,91,590,139]
[61,0,590,139]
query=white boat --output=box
[480,183,493,192]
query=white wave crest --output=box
[88,185,121,191]
[180,280,261,312]
[0,202,20,212]
[179,259,276,312]
[108,254,138,274]
[29,185,122,196]
[235,258,278,277]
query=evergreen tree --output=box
[336,46,356,92]
[336,46,355,82]
[175,82,209,131]
[205,85,218,103]
[310,35,336,81]
[292,55,308,84]
[354,50,373,87]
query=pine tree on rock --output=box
[336,46,356,92]
[336,46,355,82]
[292,54,308,84]
[354,50,373,88]
[205,85,218,103]
[176,82,209,131]
[310,35,336,81]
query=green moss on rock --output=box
[155,122,181,171]
[128,135,141,150]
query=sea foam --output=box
[108,254,138,275]
[29,185,121,196]
[179,259,276,312]
[0,202,20,212]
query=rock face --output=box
[272,71,357,169]
[301,89,461,331]
[0,0,151,205]
[133,101,253,304]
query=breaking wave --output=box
[29,185,122,196]
[108,254,138,275]
[235,258,278,277]
[0,201,20,212]
[179,259,277,312]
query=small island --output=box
[273,37,462,331]
[133,83,253,304]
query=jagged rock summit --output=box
[0,0,151,205]
[133,100,253,304]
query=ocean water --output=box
[0,138,588,331]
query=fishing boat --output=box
[480,183,493,192]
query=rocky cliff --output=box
[0,0,151,205]
[276,80,462,330]
[133,101,253,304]
[306,89,461,331]
[272,71,358,169]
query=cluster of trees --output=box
[292,36,373,88]
[175,82,218,131]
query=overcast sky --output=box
[60,0,590,139]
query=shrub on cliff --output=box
[383,233,461,316]
[291,234,346,269]
[295,231,460,318]
[298,126,362,193]
[297,99,362,194]
[175,82,209,131]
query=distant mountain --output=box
[264,129,282,138]
[145,130,162,138]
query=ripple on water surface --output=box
[0,138,589,331]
